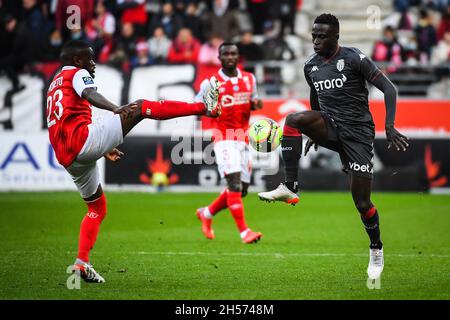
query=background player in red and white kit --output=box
[47,40,221,283]
[195,42,263,244]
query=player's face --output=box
[219,45,239,70]
[76,47,96,78]
[311,23,338,57]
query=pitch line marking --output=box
[54,251,450,258]
[129,251,450,258]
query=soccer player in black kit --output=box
[258,14,409,279]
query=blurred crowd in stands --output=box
[0,0,299,91]
[372,0,450,69]
[0,0,449,96]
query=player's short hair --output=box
[314,13,339,32]
[218,41,238,54]
[60,40,92,62]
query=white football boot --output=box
[73,260,105,283]
[203,76,221,118]
[258,183,299,205]
[367,248,384,279]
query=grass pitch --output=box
[0,192,449,300]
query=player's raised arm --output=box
[81,87,117,112]
[304,64,320,111]
[369,72,409,152]
[81,88,136,119]
[309,87,320,111]
[357,49,409,151]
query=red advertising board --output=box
[246,99,450,137]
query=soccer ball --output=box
[248,118,282,152]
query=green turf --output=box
[0,192,449,300]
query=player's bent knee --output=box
[136,99,145,108]
[355,200,372,214]
[286,113,300,128]
[286,112,309,130]
[86,194,107,222]
[227,182,242,193]
[228,184,242,193]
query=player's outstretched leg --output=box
[258,111,326,204]
[350,175,384,279]
[120,77,221,136]
[141,76,221,119]
[75,185,106,283]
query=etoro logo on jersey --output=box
[220,92,251,108]
[313,73,347,92]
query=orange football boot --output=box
[196,207,215,239]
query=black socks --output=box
[281,135,302,193]
[361,209,382,249]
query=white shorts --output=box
[214,140,252,183]
[66,114,123,198]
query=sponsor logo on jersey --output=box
[220,93,251,107]
[349,162,373,174]
[281,146,293,151]
[82,76,94,85]
[313,74,347,92]
[336,59,345,72]
[311,66,319,72]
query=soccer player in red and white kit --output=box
[47,40,221,283]
[195,42,263,244]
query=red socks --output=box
[362,206,377,219]
[77,194,107,263]
[141,100,205,120]
[208,189,228,215]
[283,124,302,137]
[207,189,248,233]
[226,191,248,232]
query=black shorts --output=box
[318,112,375,179]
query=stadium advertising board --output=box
[105,136,277,192]
[104,135,450,191]
[243,99,450,138]
[0,132,104,191]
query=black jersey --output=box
[304,46,382,136]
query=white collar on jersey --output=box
[62,66,77,70]
[218,68,242,83]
